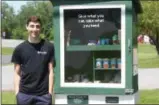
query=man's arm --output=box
[48,62,54,95]
[14,64,21,95]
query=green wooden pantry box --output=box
[51,0,142,104]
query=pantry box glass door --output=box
[57,4,126,94]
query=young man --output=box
[11,16,55,105]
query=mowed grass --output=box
[139,89,159,104]
[2,90,159,104]
[2,47,14,55]
[2,91,16,104]
[138,44,159,68]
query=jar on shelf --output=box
[110,58,116,68]
[103,58,109,69]
[105,38,110,45]
[100,38,106,45]
[96,58,102,68]
[117,58,121,69]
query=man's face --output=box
[26,22,41,38]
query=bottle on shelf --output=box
[110,58,116,69]
[117,58,121,69]
[103,58,109,69]
[96,58,102,68]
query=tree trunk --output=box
[149,28,159,55]
[155,28,159,55]
[149,35,156,45]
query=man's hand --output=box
[14,64,21,95]
[48,62,54,95]
[15,91,19,95]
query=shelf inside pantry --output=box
[66,45,121,51]
[94,68,121,70]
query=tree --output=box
[137,1,159,54]
[1,1,16,38]
[2,1,54,40]
[16,1,54,40]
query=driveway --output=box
[2,65,14,91]
[2,65,159,90]
[2,55,12,65]
[138,68,159,89]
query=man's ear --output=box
[26,24,28,30]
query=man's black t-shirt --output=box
[11,39,55,96]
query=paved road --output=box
[2,65,159,91]
[2,39,24,48]
[2,55,12,64]
[2,65,14,91]
[139,68,159,89]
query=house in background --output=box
[137,34,150,44]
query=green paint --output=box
[125,1,133,90]
[53,0,133,6]
[53,6,61,92]
[67,45,121,51]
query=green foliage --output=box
[47,27,54,40]
[16,1,54,40]
[1,1,54,40]
[137,1,159,36]
[137,1,159,54]
[1,1,16,38]
[11,28,28,40]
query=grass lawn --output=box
[139,89,159,104]
[2,90,159,104]
[2,91,16,104]
[138,44,159,68]
[2,47,14,55]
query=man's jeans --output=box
[16,92,52,105]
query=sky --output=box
[5,1,47,14]
[5,1,28,14]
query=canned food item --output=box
[96,58,102,68]
[101,38,105,45]
[110,58,116,68]
[117,58,121,69]
[105,39,109,45]
[103,58,109,69]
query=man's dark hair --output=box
[26,16,42,26]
